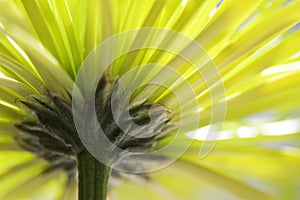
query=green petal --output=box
[0,152,53,198]
[178,133,300,199]
[1,168,67,200]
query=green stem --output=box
[78,150,111,200]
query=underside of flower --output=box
[1,0,300,199]
[15,75,170,178]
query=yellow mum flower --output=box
[0,0,300,200]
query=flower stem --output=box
[78,150,111,200]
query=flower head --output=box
[0,0,300,199]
